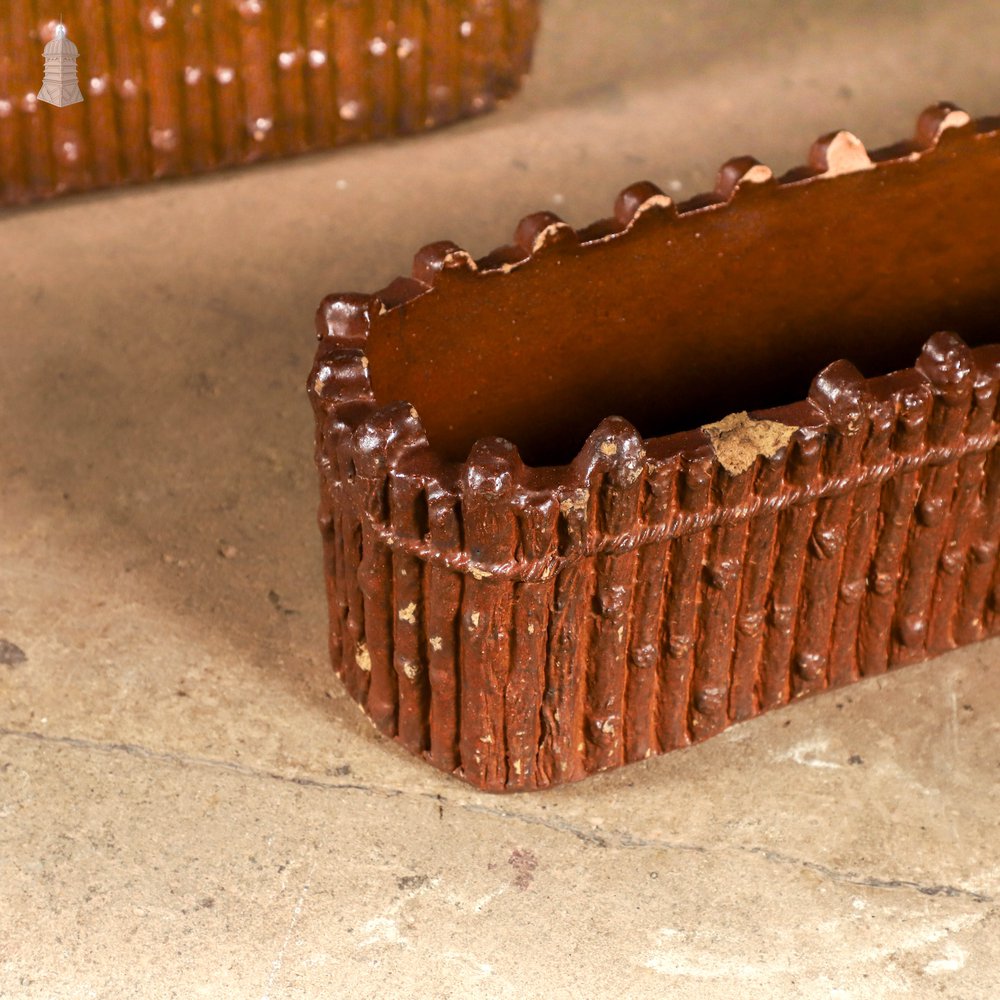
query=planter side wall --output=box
[314,334,1000,791]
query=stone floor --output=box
[2,2,999,997]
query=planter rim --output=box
[308,102,1000,581]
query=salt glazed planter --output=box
[0,0,539,205]
[309,103,1000,792]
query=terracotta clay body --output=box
[0,1,539,205]
[309,104,1000,791]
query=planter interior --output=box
[367,107,1000,466]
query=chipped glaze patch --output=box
[702,411,798,475]
[355,643,372,673]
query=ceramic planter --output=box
[309,103,1000,791]
[0,0,540,204]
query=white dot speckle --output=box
[339,100,360,121]
[335,179,348,191]
[61,141,79,163]
[667,179,683,192]
[278,50,297,69]
[308,49,327,67]
[89,76,107,95]
[150,127,177,151]
[120,78,138,97]
[251,116,273,141]
[184,66,201,85]
[460,20,473,37]
[368,36,388,56]
[147,9,167,31]
[396,37,415,59]
[0,99,12,117]
[552,192,565,205]
[22,93,38,111]
[215,66,235,84]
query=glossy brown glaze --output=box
[309,104,1000,792]
[0,0,540,205]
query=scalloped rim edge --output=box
[309,102,1000,495]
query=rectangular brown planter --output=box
[0,0,539,205]
[309,104,1000,792]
